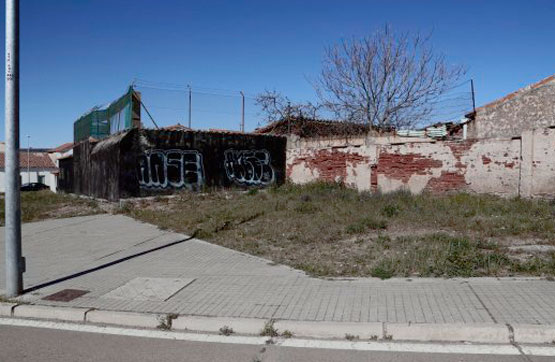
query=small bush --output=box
[219,325,234,336]
[371,262,394,279]
[260,319,279,337]
[157,314,177,330]
[281,330,294,338]
[382,204,401,218]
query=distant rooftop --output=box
[50,142,74,153]
[161,123,191,131]
[254,117,380,138]
[469,74,555,116]
[0,152,57,170]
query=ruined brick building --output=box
[59,75,555,200]
[277,74,555,198]
[466,75,555,139]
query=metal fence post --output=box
[188,85,192,129]
[240,91,245,132]
[5,0,23,297]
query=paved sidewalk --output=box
[1,214,555,327]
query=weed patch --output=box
[120,182,555,278]
[0,191,101,225]
[219,325,234,336]
[260,319,279,337]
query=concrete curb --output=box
[3,303,555,345]
[13,304,88,322]
[172,316,266,335]
[513,325,555,344]
[385,322,510,344]
[0,302,17,317]
[86,310,163,329]
[273,320,383,340]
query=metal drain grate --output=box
[42,289,89,302]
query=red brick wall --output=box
[287,136,523,196]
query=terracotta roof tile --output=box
[50,142,74,153]
[0,152,57,169]
[254,117,385,137]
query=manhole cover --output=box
[42,289,89,302]
[101,277,195,302]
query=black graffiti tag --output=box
[138,149,204,190]
[224,149,275,186]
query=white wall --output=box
[0,169,57,192]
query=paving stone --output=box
[101,277,195,302]
[1,215,554,332]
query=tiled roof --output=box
[0,152,57,169]
[254,117,383,137]
[50,142,74,153]
[162,124,191,131]
[475,74,555,113]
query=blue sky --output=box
[1,0,554,147]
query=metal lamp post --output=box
[5,0,23,297]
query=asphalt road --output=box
[1,325,552,362]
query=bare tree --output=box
[315,25,466,129]
[256,90,320,123]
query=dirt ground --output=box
[117,183,555,278]
[0,191,102,225]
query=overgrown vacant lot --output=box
[121,183,555,278]
[0,191,101,225]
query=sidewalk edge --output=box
[3,303,555,345]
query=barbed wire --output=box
[133,81,263,131]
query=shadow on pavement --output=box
[24,236,194,294]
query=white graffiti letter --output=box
[138,149,204,190]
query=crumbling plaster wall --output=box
[375,139,520,196]
[287,128,554,198]
[287,135,376,191]
[520,127,555,198]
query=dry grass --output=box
[119,182,555,278]
[0,190,102,225]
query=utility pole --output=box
[470,79,476,114]
[287,101,291,135]
[240,91,245,133]
[188,85,192,129]
[5,0,24,297]
[26,135,30,184]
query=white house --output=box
[0,147,58,192]
[49,142,73,165]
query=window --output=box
[38,175,45,184]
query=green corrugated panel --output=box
[73,87,134,142]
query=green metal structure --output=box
[74,86,136,142]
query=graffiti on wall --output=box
[224,149,275,186]
[138,149,204,190]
